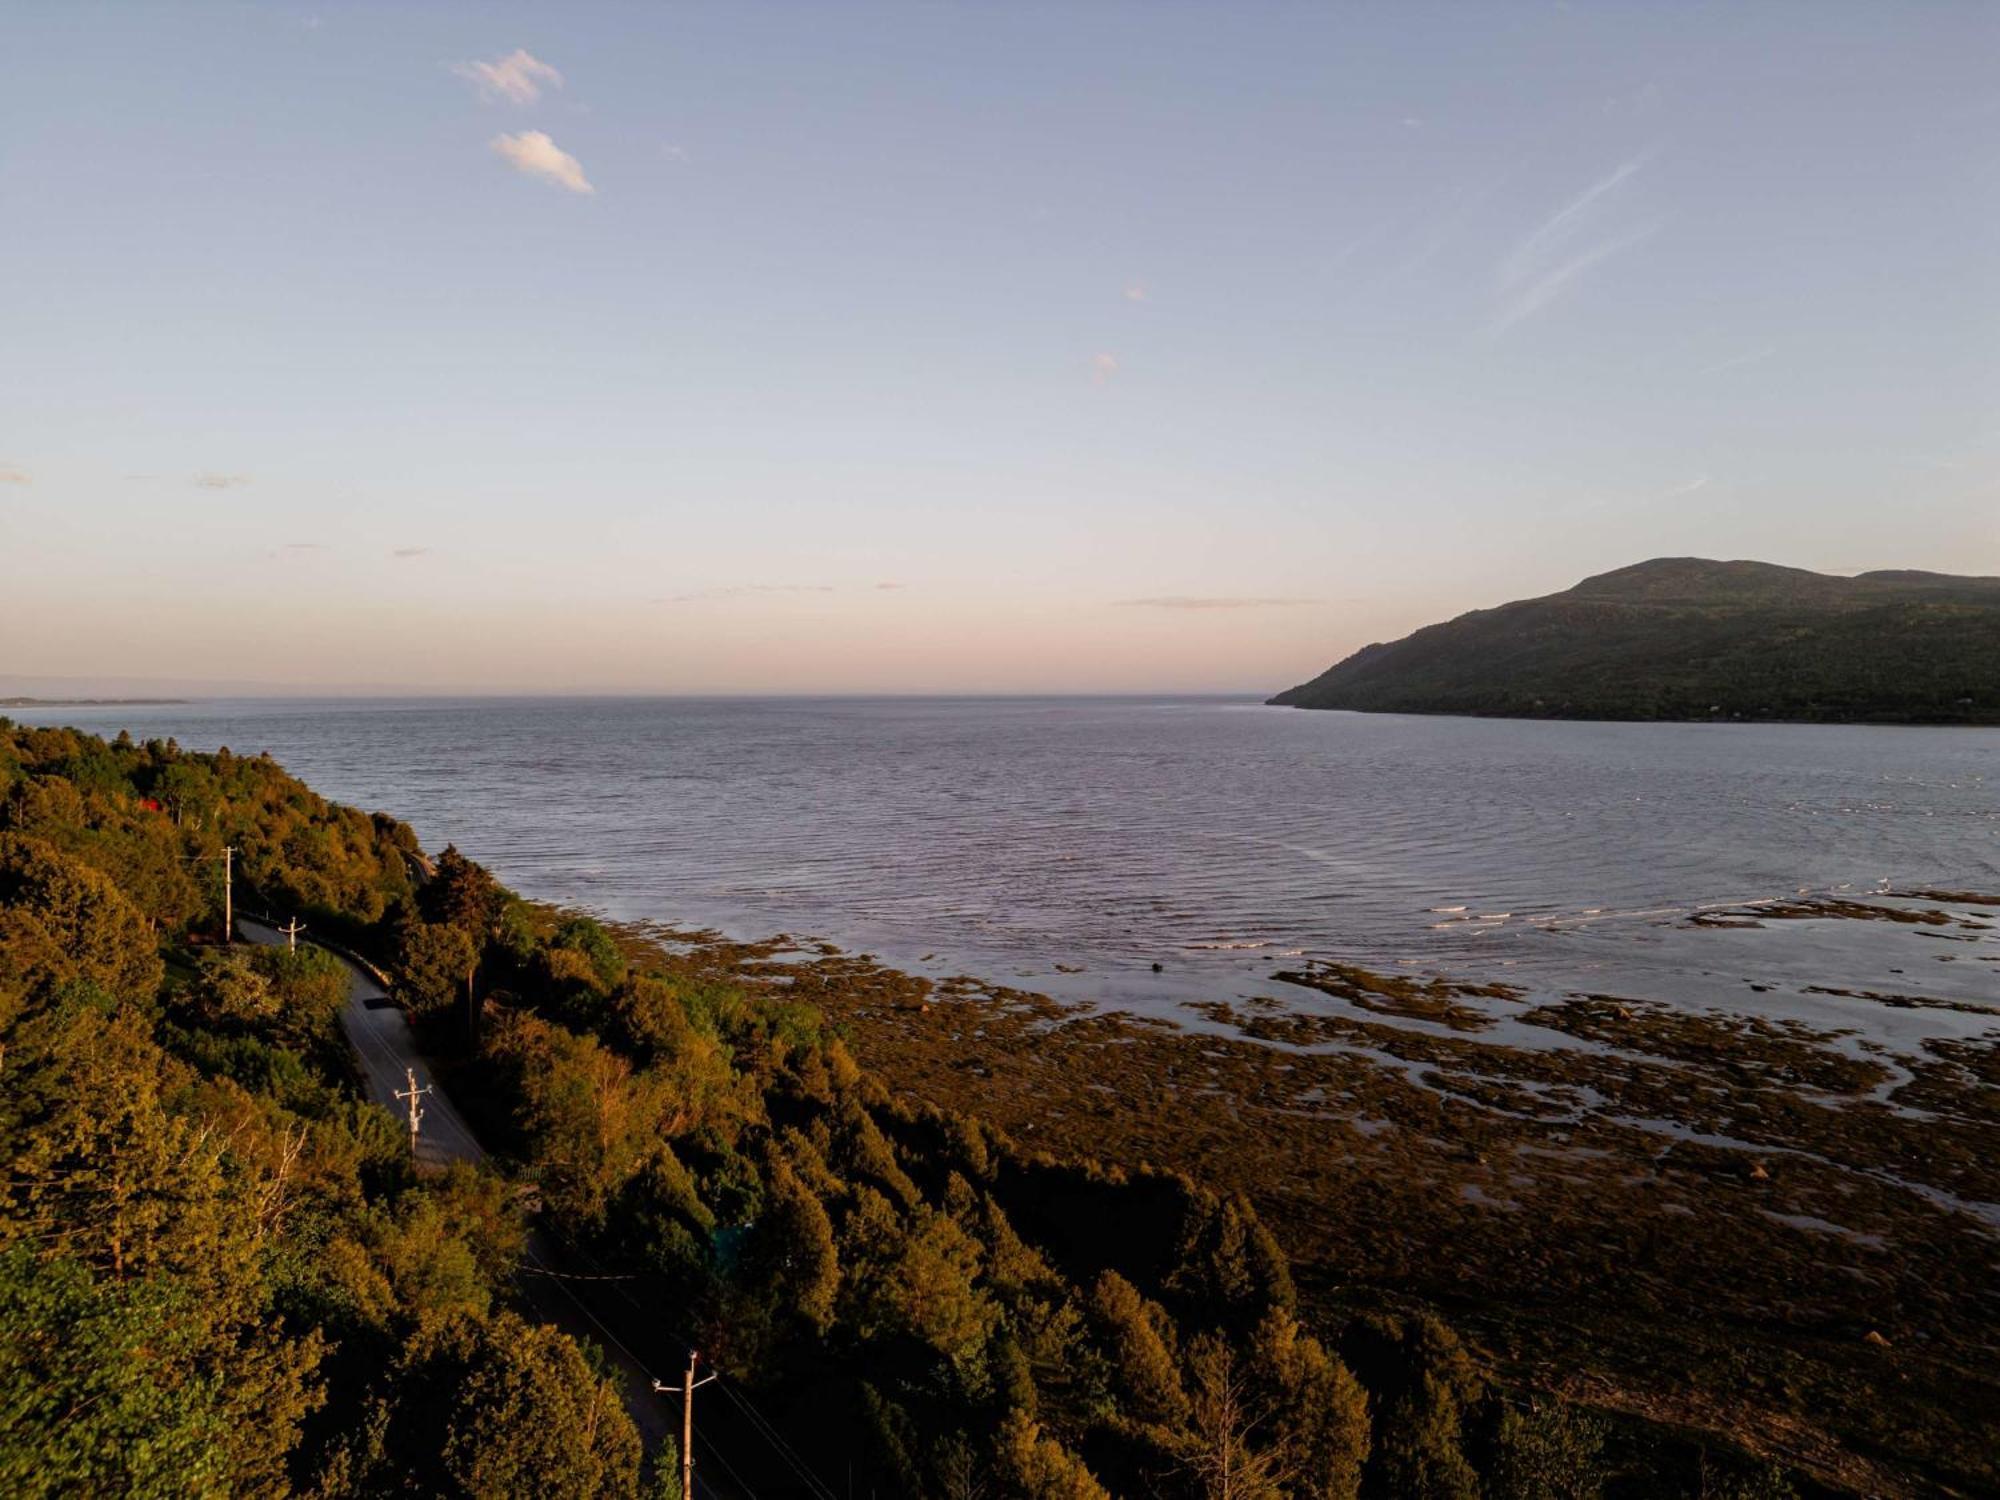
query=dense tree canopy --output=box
[0,723,641,1497]
[0,721,1797,1497]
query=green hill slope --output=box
[1270,557,2000,723]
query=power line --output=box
[243,918,824,1498]
[716,1381,841,1500]
[693,1423,765,1500]
[551,1228,840,1500]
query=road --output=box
[235,920,685,1455]
[255,921,487,1173]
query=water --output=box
[13,696,1998,1050]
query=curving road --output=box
[235,919,686,1457]
[245,919,487,1172]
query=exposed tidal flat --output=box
[610,898,2000,1496]
[17,694,2000,1491]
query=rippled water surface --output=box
[17,697,1999,1044]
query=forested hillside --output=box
[0,722,1796,1497]
[1271,558,2000,723]
[0,725,658,1495]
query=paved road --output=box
[235,920,686,1455]
[247,919,486,1172]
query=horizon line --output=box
[4,686,1285,704]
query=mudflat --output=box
[597,893,2000,1498]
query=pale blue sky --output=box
[2,2,1995,692]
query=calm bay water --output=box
[15,696,1998,1046]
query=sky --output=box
[2,2,1996,695]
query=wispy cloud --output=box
[0,467,29,485]
[1696,344,1776,377]
[192,473,251,489]
[1491,225,1659,336]
[1114,596,1309,611]
[391,546,431,558]
[283,542,326,551]
[1091,352,1119,386]
[1490,156,1657,336]
[656,584,838,604]
[1658,474,1712,499]
[661,143,690,163]
[491,131,594,194]
[874,581,905,591]
[1500,156,1648,286]
[1123,284,1148,303]
[454,50,562,106]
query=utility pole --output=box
[222,845,235,943]
[393,1067,431,1157]
[652,1349,715,1500]
[279,916,305,952]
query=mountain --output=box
[1270,558,2000,723]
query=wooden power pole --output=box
[393,1067,432,1156]
[222,844,235,943]
[279,916,305,952]
[653,1349,715,1499]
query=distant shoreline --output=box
[1,697,191,707]
[1268,701,2000,728]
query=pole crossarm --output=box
[392,1067,432,1152]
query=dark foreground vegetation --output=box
[0,721,1867,1497]
[1270,558,2000,723]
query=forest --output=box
[0,721,1803,1497]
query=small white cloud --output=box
[1091,352,1119,386]
[491,131,594,194]
[192,473,251,489]
[662,143,690,162]
[0,467,28,485]
[283,542,326,552]
[875,581,904,591]
[391,546,431,558]
[1123,283,1147,302]
[455,49,562,106]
